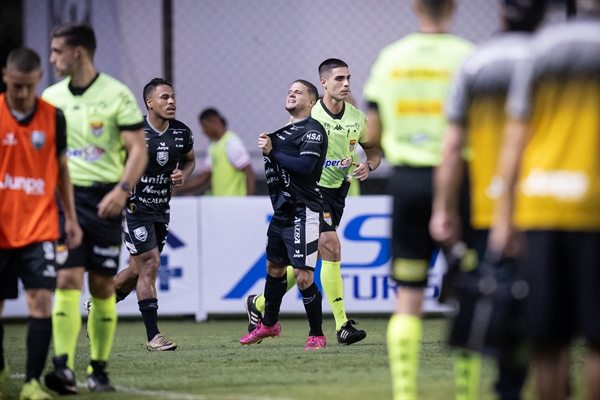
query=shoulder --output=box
[344,102,366,120]
[306,117,326,132]
[42,78,69,100]
[169,118,192,132]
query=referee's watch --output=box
[119,181,131,192]
[366,161,374,172]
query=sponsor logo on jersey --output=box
[2,133,17,146]
[0,173,45,195]
[289,125,302,131]
[157,151,169,166]
[323,157,352,170]
[323,212,333,226]
[140,174,171,184]
[333,125,344,131]
[133,226,148,242]
[68,145,106,161]
[520,168,589,200]
[90,122,104,137]
[31,131,46,150]
[303,130,323,143]
[349,139,357,152]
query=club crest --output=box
[133,226,148,242]
[31,131,46,150]
[323,212,333,226]
[157,151,169,166]
[349,139,357,153]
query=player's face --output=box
[321,67,351,101]
[200,117,221,140]
[147,84,176,120]
[49,37,79,77]
[285,82,315,114]
[2,67,42,113]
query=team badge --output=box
[31,131,46,150]
[90,122,104,137]
[349,139,357,153]
[157,151,169,166]
[133,226,148,242]
[56,244,68,265]
[323,212,333,226]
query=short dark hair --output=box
[52,23,97,58]
[6,47,40,73]
[199,108,227,127]
[142,78,172,110]
[318,58,349,78]
[503,0,546,32]
[292,79,319,102]
[418,0,454,21]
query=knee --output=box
[56,269,84,290]
[319,236,341,261]
[138,255,161,277]
[295,270,314,290]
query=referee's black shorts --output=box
[319,180,350,233]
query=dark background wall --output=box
[0,0,23,93]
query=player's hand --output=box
[258,132,272,155]
[429,210,461,249]
[488,219,523,258]
[352,162,369,181]
[64,218,83,249]
[171,168,185,187]
[97,187,128,218]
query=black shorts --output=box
[319,180,350,233]
[123,217,169,255]
[388,166,436,287]
[520,230,600,349]
[0,241,56,300]
[58,184,123,276]
[266,205,320,270]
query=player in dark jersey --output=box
[239,79,328,350]
[112,78,195,351]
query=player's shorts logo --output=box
[31,131,46,150]
[90,122,104,137]
[323,212,333,226]
[134,226,148,242]
[157,151,169,166]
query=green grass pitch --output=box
[2,316,587,399]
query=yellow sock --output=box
[454,349,481,400]
[52,289,82,370]
[88,295,117,361]
[387,314,422,400]
[320,260,347,330]
[255,266,296,314]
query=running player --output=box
[42,23,148,394]
[363,1,474,398]
[0,47,82,400]
[112,78,195,351]
[239,79,328,350]
[489,1,600,398]
[429,2,546,398]
[245,59,381,345]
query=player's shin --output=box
[52,289,82,370]
[88,295,117,362]
[387,314,421,400]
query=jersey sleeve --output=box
[225,135,251,169]
[445,59,471,125]
[299,125,326,158]
[55,108,67,157]
[505,49,537,121]
[116,86,145,131]
[202,150,212,172]
[183,125,195,154]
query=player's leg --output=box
[240,213,288,345]
[387,167,435,400]
[113,256,139,303]
[0,249,18,399]
[114,216,145,303]
[251,265,296,318]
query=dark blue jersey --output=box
[128,117,194,222]
[264,116,327,212]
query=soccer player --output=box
[42,23,148,393]
[174,107,254,196]
[489,1,600,398]
[0,47,82,400]
[112,78,195,351]
[429,2,546,399]
[245,59,381,346]
[239,79,328,350]
[363,1,474,398]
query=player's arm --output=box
[352,106,383,181]
[171,149,196,187]
[488,118,530,256]
[258,132,319,176]
[242,164,255,196]
[97,128,148,218]
[430,122,466,248]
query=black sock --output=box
[116,288,129,303]
[300,283,323,337]
[25,317,52,382]
[262,273,287,327]
[0,321,4,371]
[138,298,160,341]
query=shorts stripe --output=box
[305,207,320,269]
